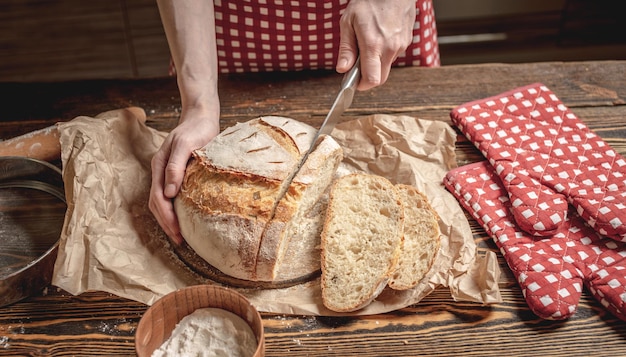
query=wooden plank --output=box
[123,0,171,78]
[1,62,625,168]
[1,61,625,125]
[0,0,132,82]
[1,287,624,356]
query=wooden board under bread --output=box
[172,240,320,289]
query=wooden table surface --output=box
[1,61,625,356]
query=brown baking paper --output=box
[52,108,501,315]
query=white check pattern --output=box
[171,0,440,74]
[450,83,626,242]
[444,161,626,321]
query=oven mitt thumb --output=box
[450,83,626,241]
[444,161,626,320]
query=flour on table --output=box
[151,308,257,357]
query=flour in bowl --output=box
[151,307,258,357]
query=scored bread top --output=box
[197,116,315,181]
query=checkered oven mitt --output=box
[450,83,626,241]
[444,161,626,320]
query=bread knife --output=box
[303,56,361,160]
[279,57,360,191]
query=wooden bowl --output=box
[135,285,265,357]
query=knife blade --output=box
[274,57,360,213]
[277,57,360,194]
[302,56,360,161]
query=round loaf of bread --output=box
[174,116,343,282]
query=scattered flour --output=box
[1,335,9,349]
[151,308,257,357]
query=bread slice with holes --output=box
[320,173,404,312]
[388,184,441,290]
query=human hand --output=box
[149,105,220,244]
[337,0,416,90]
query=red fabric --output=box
[170,0,439,75]
[450,83,626,241]
[444,161,626,321]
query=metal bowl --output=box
[0,156,66,307]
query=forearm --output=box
[156,0,219,118]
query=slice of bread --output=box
[388,184,441,290]
[320,173,404,312]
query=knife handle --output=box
[341,55,361,91]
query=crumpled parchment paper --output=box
[52,107,501,315]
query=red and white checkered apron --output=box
[170,0,439,74]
